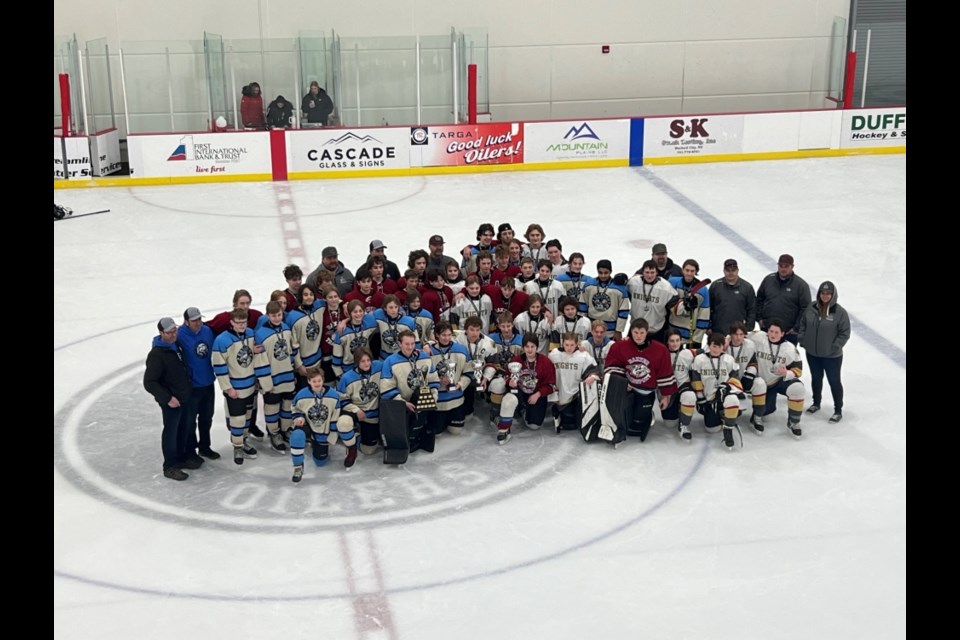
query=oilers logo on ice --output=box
[591,292,612,311]
[273,338,289,361]
[236,343,253,367]
[307,402,329,425]
[305,319,321,341]
[195,343,209,358]
[359,381,379,403]
[349,335,368,351]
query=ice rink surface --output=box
[54,155,906,640]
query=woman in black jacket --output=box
[798,281,850,423]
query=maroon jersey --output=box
[206,308,263,336]
[321,305,344,357]
[282,289,299,312]
[485,286,529,325]
[491,265,521,284]
[605,337,678,396]
[468,270,497,288]
[421,284,454,323]
[510,353,556,398]
[372,278,398,296]
[344,286,384,314]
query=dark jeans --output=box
[160,402,188,470]
[806,353,843,412]
[184,384,215,452]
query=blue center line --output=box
[635,167,906,369]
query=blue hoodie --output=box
[177,324,216,387]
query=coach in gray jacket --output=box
[756,254,811,343]
[709,258,757,335]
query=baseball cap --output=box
[778,254,794,266]
[369,239,387,251]
[498,223,513,233]
[157,317,177,332]
[723,259,738,270]
[429,235,444,245]
[322,246,338,258]
[651,243,668,254]
[183,307,203,321]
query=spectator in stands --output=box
[302,81,334,126]
[266,95,293,129]
[240,82,265,129]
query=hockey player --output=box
[667,259,711,349]
[524,259,566,319]
[550,296,592,350]
[254,301,298,454]
[514,294,552,355]
[454,316,496,416]
[580,319,613,373]
[546,239,568,275]
[660,328,700,442]
[483,313,525,422]
[491,245,521,283]
[372,295,418,359]
[205,289,263,337]
[582,259,630,340]
[428,321,472,435]
[516,257,537,285]
[496,333,557,444]
[287,284,325,388]
[290,366,358,483]
[332,301,379,377]
[604,318,678,443]
[343,268,384,314]
[549,333,599,433]
[336,347,383,456]
[281,264,303,311]
[556,253,595,302]
[460,223,498,271]
[450,275,493,331]
[445,262,466,296]
[469,251,496,287]
[685,332,744,449]
[485,277,528,332]
[748,319,805,438]
[319,285,343,383]
[211,308,260,464]
[420,269,455,323]
[402,290,435,348]
[380,330,441,454]
[627,259,676,343]
[521,224,548,264]
[367,256,399,296]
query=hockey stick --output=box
[54,209,111,222]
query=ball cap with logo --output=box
[369,239,387,251]
[723,259,738,270]
[778,254,794,266]
[157,317,177,332]
[651,243,668,255]
[183,307,203,322]
[429,235,444,245]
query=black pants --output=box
[623,392,656,441]
[463,384,477,415]
[519,392,549,426]
[160,403,188,470]
[557,395,582,430]
[806,353,843,412]
[184,384,215,452]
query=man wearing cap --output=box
[426,235,459,273]
[178,307,220,460]
[650,243,682,280]
[757,254,811,345]
[358,240,401,281]
[144,318,195,481]
[709,259,757,336]
[307,246,355,298]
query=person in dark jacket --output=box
[650,243,683,280]
[798,281,850,423]
[143,317,197,481]
[306,246,355,297]
[266,95,293,128]
[756,254,811,344]
[357,239,402,281]
[301,81,334,125]
[709,258,757,335]
[240,82,265,129]
[177,307,220,460]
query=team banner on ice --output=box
[523,120,630,163]
[409,123,524,166]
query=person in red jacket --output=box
[604,318,678,443]
[205,289,263,336]
[495,333,557,445]
[420,269,454,324]
[240,82,265,129]
[484,277,528,332]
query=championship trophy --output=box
[472,359,485,386]
[413,366,437,412]
[442,357,458,392]
[507,362,522,394]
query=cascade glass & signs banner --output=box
[288,128,411,173]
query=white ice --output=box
[54,156,906,640]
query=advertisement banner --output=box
[410,123,523,167]
[642,115,745,159]
[523,120,630,163]
[54,136,92,180]
[287,128,410,173]
[127,132,272,178]
[89,128,123,176]
[840,108,906,148]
